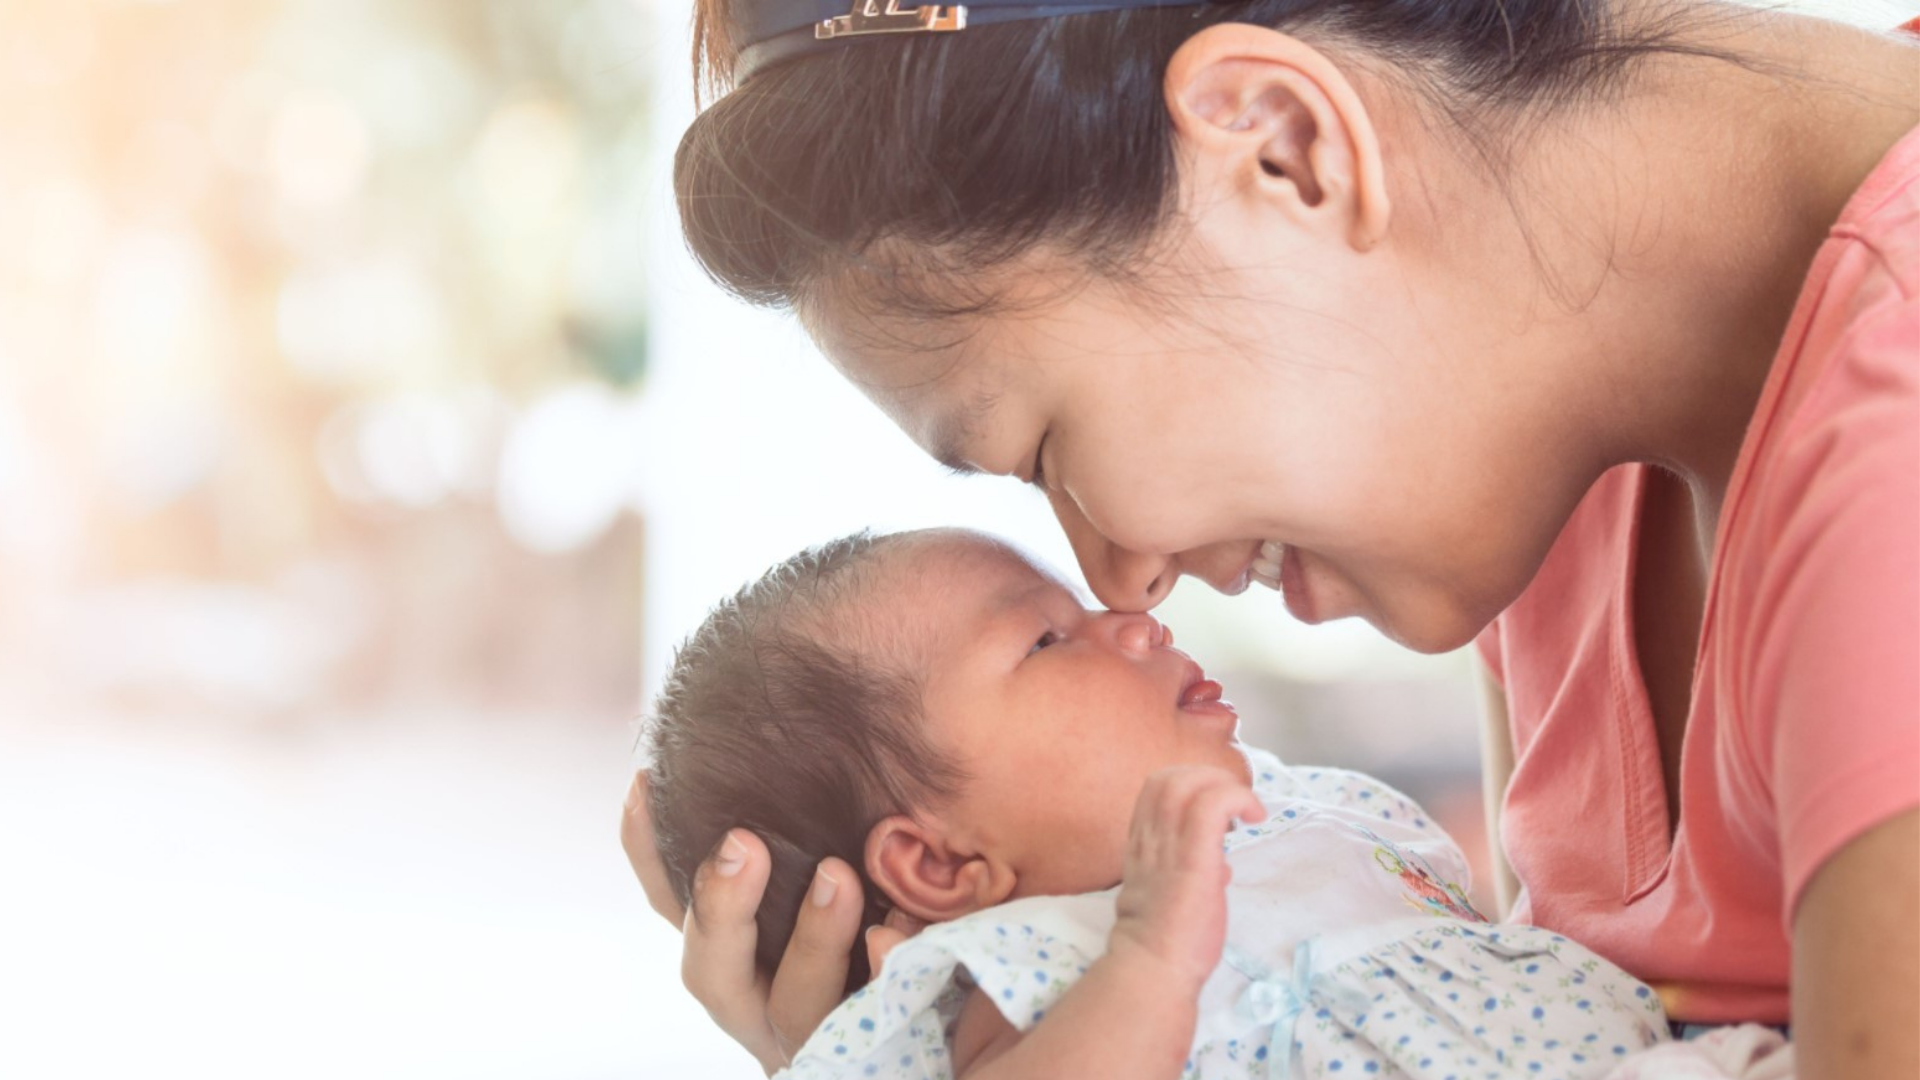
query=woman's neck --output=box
[1482,6,1917,549]
[1646,7,1913,487]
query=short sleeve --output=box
[1744,288,1920,921]
[781,893,1115,1080]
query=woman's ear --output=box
[1163,24,1390,251]
[865,815,1015,925]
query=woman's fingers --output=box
[883,905,929,938]
[864,907,928,982]
[680,829,785,1072]
[766,857,868,1061]
[620,771,685,924]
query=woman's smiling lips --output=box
[1249,539,1320,623]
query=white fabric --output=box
[1601,1026,1793,1080]
[780,749,1670,1079]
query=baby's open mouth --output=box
[1177,661,1236,718]
[1179,675,1224,707]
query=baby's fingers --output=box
[1131,766,1234,845]
[1129,767,1264,873]
[1185,778,1267,836]
[1174,777,1266,864]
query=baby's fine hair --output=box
[644,531,963,992]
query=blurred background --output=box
[0,1,1909,1077]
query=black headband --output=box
[733,0,1217,83]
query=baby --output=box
[645,529,1669,1079]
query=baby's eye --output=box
[1029,630,1061,655]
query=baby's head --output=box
[645,528,1248,991]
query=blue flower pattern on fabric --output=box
[777,749,1668,1080]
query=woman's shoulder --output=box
[1726,123,1919,579]
[1775,122,1919,405]
[1702,125,1920,914]
[1487,125,1920,688]
[1828,121,1920,285]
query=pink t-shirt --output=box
[1477,122,1920,1024]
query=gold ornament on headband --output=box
[816,0,967,40]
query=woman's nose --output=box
[1049,489,1177,612]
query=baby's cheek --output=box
[1020,804,1129,897]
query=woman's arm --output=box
[1475,657,1521,919]
[1791,808,1919,1080]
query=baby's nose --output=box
[1109,612,1167,655]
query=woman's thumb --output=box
[864,908,928,979]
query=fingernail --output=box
[714,832,746,877]
[810,864,840,908]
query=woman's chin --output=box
[1366,602,1496,656]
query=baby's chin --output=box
[1222,740,1254,784]
[1183,737,1254,786]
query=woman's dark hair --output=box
[644,531,963,993]
[674,0,1743,318]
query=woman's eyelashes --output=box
[1026,434,1049,489]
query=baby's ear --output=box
[865,815,1013,924]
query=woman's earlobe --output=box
[865,816,1014,924]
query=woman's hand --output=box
[621,772,920,1074]
[1109,766,1267,990]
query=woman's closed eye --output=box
[1026,433,1049,489]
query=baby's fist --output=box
[1110,766,1266,990]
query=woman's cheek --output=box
[1070,475,1211,557]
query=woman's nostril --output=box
[1147,572,1174,609]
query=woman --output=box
[623,1,1920,1075]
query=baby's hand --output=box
[1109,766,1266,991]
